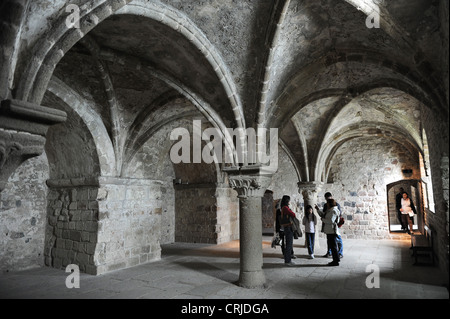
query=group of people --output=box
[275,192,343,267]
[275,187,418,267]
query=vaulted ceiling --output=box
[28,0,447,182]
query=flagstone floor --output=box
[1,235,448,300]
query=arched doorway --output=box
[387,180,424,233]
[262,190,274,235]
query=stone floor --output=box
[0,234,448,301]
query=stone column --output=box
[0,99,66,191]
[226,166,272,288]
[298,181,323,247]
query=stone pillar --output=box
[45,176,163,275]
[298,181,323,247]
[0,99,66,191]
[226,165,272,288]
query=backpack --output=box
[337,216,345,228]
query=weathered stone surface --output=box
[0,0,447,288]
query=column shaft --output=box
[238,196,265,288]
[226,167,272,288]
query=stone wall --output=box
[160,178,175,245]
[323,136,420,240]
[420,105,449,284]
[95,178,163,275]
[0,153,49,272]
[45,183,99,274]
[269,145,302,205]
[216,187,239,244]
[175,184,239,244]
[45,177,163,275]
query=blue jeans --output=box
[327,234,343,255]
[284,226,294,263]
[305,232,315,255]
[326,234,340,263]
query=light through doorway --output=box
[387,180,424,233]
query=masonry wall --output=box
[324,136,420,240]
[420,106,449,284]
[215,187,239,244]
[95,179,163,275]
[45,178,163,275]
[45,184,99,274]
[269,145,302,207]
[0,153,49,272]
[175,184,239,244]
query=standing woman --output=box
[400,192,417,234]
[280,195,296,266]
[322,198,341,266]
[302,205,317,259]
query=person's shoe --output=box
[309,254,314,259]
[291,255,297,259]
[339,254,344,259]
[322,253,332,258]
[327,261,339,266]
[285,262,296,266]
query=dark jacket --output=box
[275,208,282,233]
[395,192,403,212]
[280,206,302,238]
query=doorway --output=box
[262,190,274,235]
[387,180,424,233]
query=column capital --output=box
[0,99,66,191]
[225,165,273,198]
[297,181,324,192]
[297,181,323,203]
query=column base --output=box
[238,270,266,289]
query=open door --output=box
[387,180,424,233]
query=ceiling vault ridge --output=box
[269,57,444,130]
[318,121,423,174]
[79,35,125,176]
[16,0,134,104]
[95,46,232,146]
[116,0,246,132]
[46,75,116,177]
[121,109,200,176]
[256,0,291,130]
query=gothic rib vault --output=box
[0,0,448,289]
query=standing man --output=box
[315,192,344,258]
